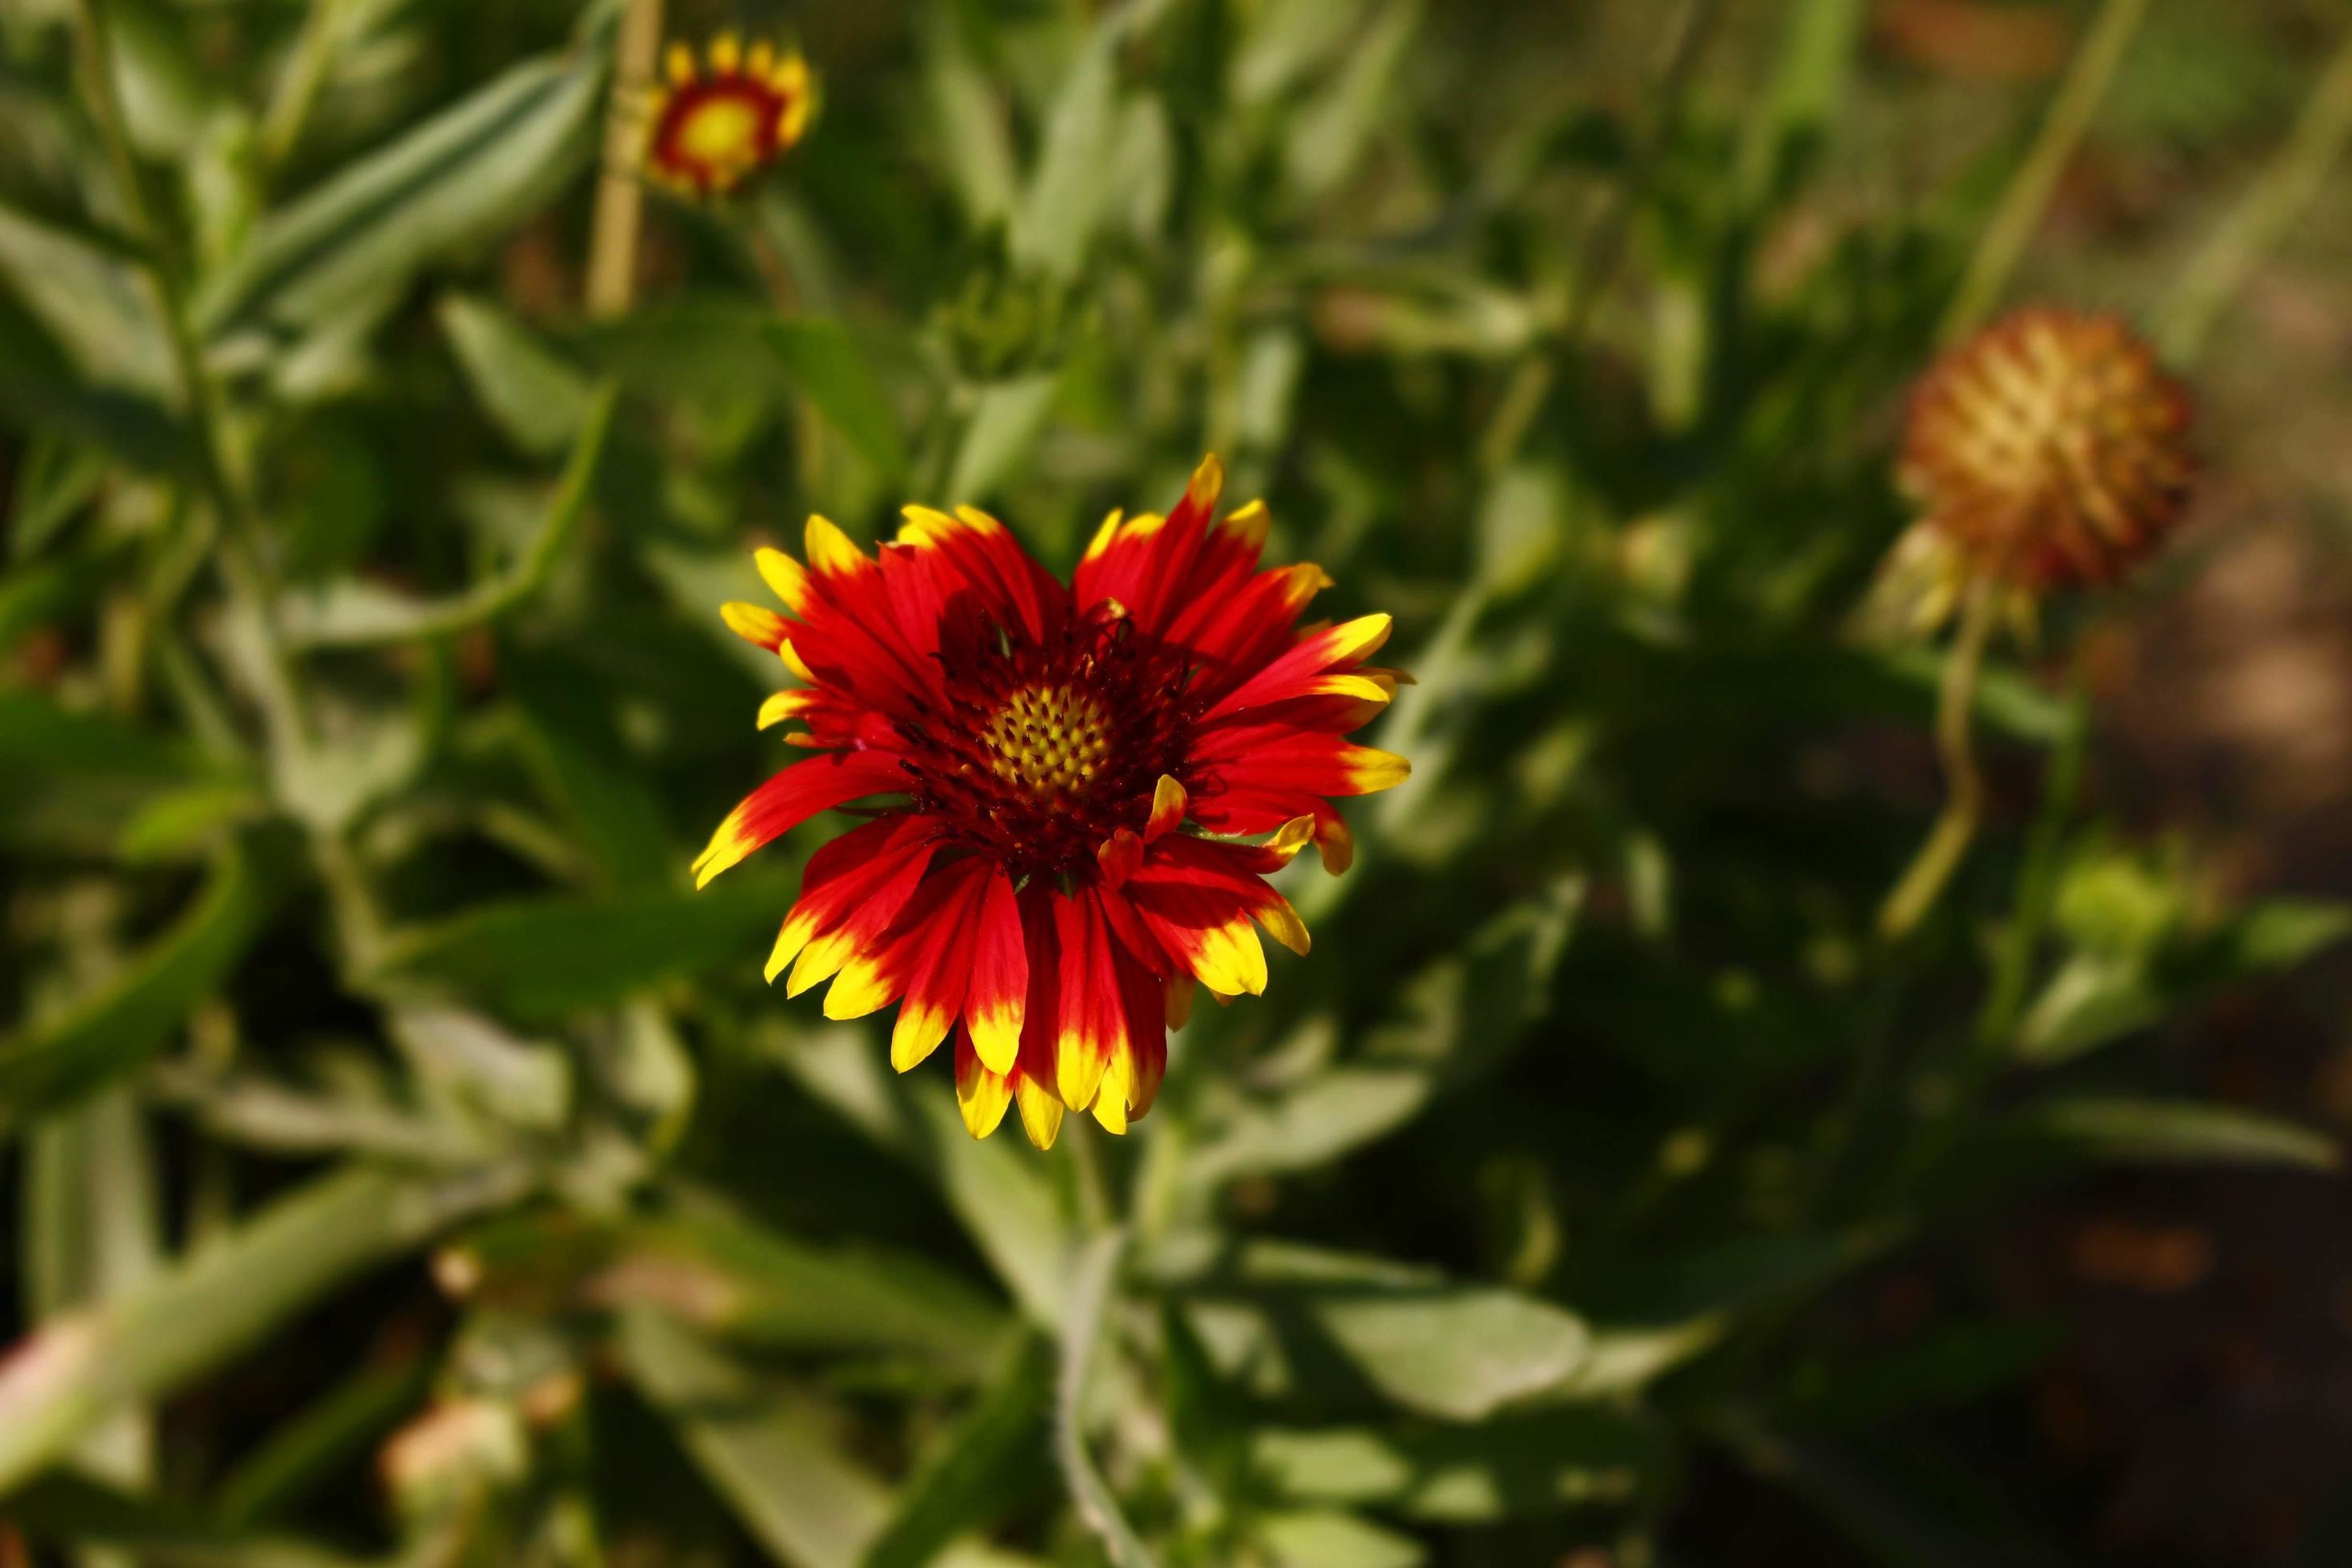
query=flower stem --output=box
[1939,0,2148,345]
[2155,22,2352,365]
[586,0,664,318]
[1055,1228,1150,1568]
[75,0,394,971]
[71,0,308,755]
[258,0,344,171]
[1878,575,1998,941]
[1068,1117,1114,1234]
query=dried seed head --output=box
[1902,307,2195,590]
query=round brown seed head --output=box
[1901,307,2195,590]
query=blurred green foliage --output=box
[2,0,2349,1564]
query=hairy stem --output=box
[1878,576,1999,941]
[1941,0,2148,344]
[2156,23,2352,363]
[72,0,308,754]
[586,0,665,318]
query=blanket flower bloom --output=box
[1881,307,2194,633]
[642,34,814,197]
[697,458,1410,1148]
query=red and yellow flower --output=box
[642,34,814,198]
[697,458,1410,1147]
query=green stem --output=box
[1974,677,2089,1049]
[1940,0,2149,344]
[1878,576,1999,941]
[1562,0,1728,346]
[258,0,344,171]
[2155,23,2352,363]
[71,0,309,755]
[74,0,395,975]
[1068,1117,1115,1234]
[1055,1229,1150,1568]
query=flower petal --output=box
[964,869,1027,1075]
[693,750,906,889]
[954,1035,1012,1139]
[1053,892,1127,1111]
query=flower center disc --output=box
[982,683,1113,802]
[676,92,766,166]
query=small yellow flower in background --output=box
[642,33,815,198]
[1877,306,2196,635]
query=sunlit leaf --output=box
[278,382,617,647]
[1989,1098,2339,1172]
[368,874,786,1022]
[0,1162,527,1492]
[0,841,282,1126]
[1248,1408,1669,1522]
[439,293,595,456]
[619,1310,1035,1568]
[861,1336,1054,1568]
[199,52,602,343]
[766,318,910,479]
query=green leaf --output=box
[8,1470,373,1567]
[1150,1239,1593,1422]
[1776,1318,2067,1430]
[570,296,797,418]
[1187,894,1576,1186]
[1284,0,1420,201]
[10,438,110,561]
[2015,898,2352,1066]
[22,1087,163,1494]
[439,293,595,456]
[1990,1098,2339,1172]
[0,1162,526,1493]
[390,1004,572,1134]
[1744,0,1866,200]
[0,200,174,398]
[635,1189,1010,1371]
[0,308,185,468]
[198,52,603,342]
[861,1336,1054,1568]
[0,688,194,777]
[766,318,910,479]
[946,373,1058,502]
[0,539,142,657]
[1056,1231,1150,1568]
[618,1310,1034,1568]
[0,842,282,1126]
[919,11,1018,226]
[367,873,784,1022]
[1010,22,1119,280]
[769,1029,1080,1328]
[212,1355,434,1528]
[278,382,615,648]
[24,1088,162,1323]
[1253,1510,1425,1568]
[1727,1427,2077,1568]
[118,782,268,863]
[1247,1408,1669,1522]
[506,652,676,892]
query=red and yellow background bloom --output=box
[696,458,1409,1147]
[642,33,814,197]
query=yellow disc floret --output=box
[982,684,1114,802]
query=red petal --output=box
[694,750,906,888]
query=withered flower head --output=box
[1901,306,2194,593]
